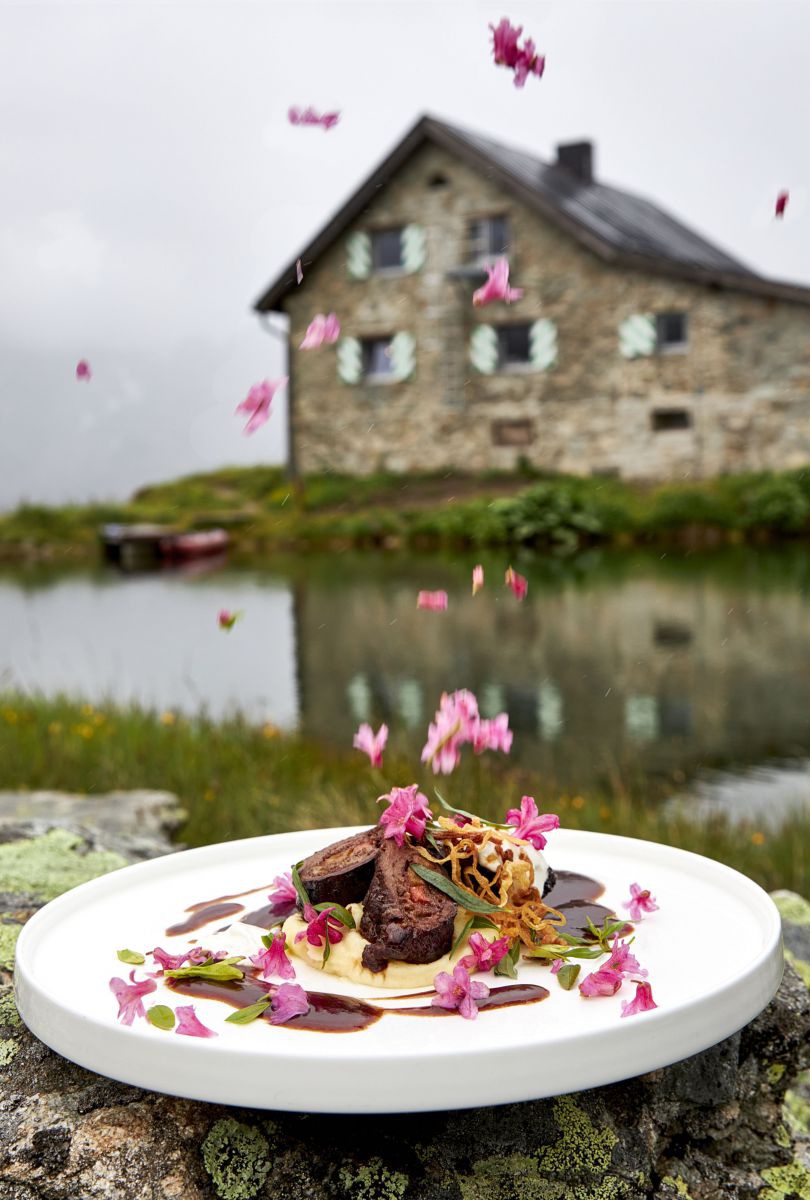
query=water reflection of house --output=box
[292,569,810,790]
[255,115,810,482]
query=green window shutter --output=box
[346,231,371,280]
[389,331,416,381]
[401,224,427,273]
[619,314,656,358]
[529,318,557,371]
[470,324,498,374]
[337,336,363,384]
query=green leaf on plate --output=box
[313,902,355,929]
[291,860,309,908]
[146,1005,175,1030]
[225,998,272,1025]
[451,917,474,956]
[166,961,244,982]
[556,964,581,991]
[117,949,145,965]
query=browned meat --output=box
[298,827,382,908]
[359,840,457,972]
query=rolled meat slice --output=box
[360,840,457,972]
[298,827,382,908]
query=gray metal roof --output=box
[440,119,754,277]
[255,114,810,312]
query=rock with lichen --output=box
[0,798,807,1200]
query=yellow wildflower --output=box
[160,711,176,726]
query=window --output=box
[361,336,395,380]
[467,215,509,264]
[496,324,531,369]
[427,173,449,189]
[371,229,404,271]
[655,312,688,351]
[652,408,692,432]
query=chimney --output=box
[556,141,593,183]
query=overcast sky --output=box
[1,0,808,509]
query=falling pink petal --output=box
[109,971,157,1025]
[322,313,341,343]
[775,190,789,219]
[473,258,524,307]
[421,689,512,776]
[269,982,310,1024]
[288,106,340,130]
[417,590,448,612]
[505,566,528,601]
[75,360,92,381]
[296,258,304,285]
[489,19,545,87]
[377,784,433,846]
[624,883,659,923]
[300,314,327,349]
[472,564,484,595]
[175,1004,217,1038]
[353,722,388,768]
[235,378,287,436]
[621,980,658,1017]
[217,609,240,631]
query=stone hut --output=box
[254,115,810,481]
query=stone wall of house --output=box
[282,142,810,480]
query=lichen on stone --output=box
[201,1118,271,1200]
[772,892,810,927]
[0,1037,19,1066]
[774,1122,791,1148]
[760,1160,810,1200]
[0,828,126,904]
[337,1158,409,1200]
[767,1063,787,1085]
[0,987,22,1029]
[536,1095,624,1185]
[660,1177,692,1199]
[784,1088,810,1135]
[786,949,810,990]
[0,924,21,972]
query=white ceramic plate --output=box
[14,827,783,1113]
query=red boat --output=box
[159,529,230,561]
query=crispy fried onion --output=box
[419,817,565,948]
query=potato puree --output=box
[283,904,496,990]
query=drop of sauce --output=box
[241,901,295,930]
[165,902,245,937]
[544,870,604,907]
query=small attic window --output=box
[427,173,449,189]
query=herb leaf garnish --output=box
[313,901,355,929]
[494,940,520,979]
[291,861,309,907]
[409,863,502,914]
[225,998,272,1025]
[146,1004,175,1030]
[166,957,244,982]
[556,963,581,991]
[117,948,145,965]
[451,917,474,956]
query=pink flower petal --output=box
[432,964,489,1019]
[417,590,448,612]
[175,1004,217,1038]
[75,359,92,381]
[505,796,559,850]
[250,932,296,980]
[270,982,309,1024]
[296,258,304,285]
[149,947,191,973]
[550,958,563,975]
[353,722,388,768]
[458,932,511,974]
[109,971,157,1025]
[621,981,658,1017]
[235,378,287,436]
[473,258,524,307]
[775,190,789,219]
[472,564,484,595]
[623,883,659,922]
[377,784,432,846]
[578,968,623,998]
[322,313,341,343]
[505,566,528,600]
[267,871,298,910]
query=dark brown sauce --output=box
[544,870,604,907]
[554,900,616,939]
[186,883,277,907]
[167,973,381,1033]
[241,901,295,930]
[391,983,548,1016]
[165,902,245,937]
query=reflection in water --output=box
[2,549,810,795]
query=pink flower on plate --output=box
[269,982,310,1024]
[417,590,448,612]
[235,377,287,435]
[75,359,92,381]
[268,871,298,910]
[217,609,240,631]
[296,258,303,285]
[505,566,528,600]
[472,564,484,595]
[624,883,659,922]
[186,948,229,965]
[490,17,523,67]
[150,947,191,973]
[175,1004,217,1038]
[300,313,341,349]
[775,190,789,219]
[473,258,524,307]
[620,980,658,1018]
[353,722,388,768]
[251,932,296,981]
[550,958,563,975]
[433,964,490,1020]
[603,935,647,980]
[378,784,433,846]
[109,970,157,1025]
[505,796,559,851]
[472,713,513,756]
[294,904,345,949]
[578,967,623,998]
[459,932,511,974]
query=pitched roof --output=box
[254,114,810,312]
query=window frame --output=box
[655,311,689,354]
[370,228,405,274]
[360,335,397,383]
[651,408,692,433]
[466,214,510,266]
[495,322,533,372]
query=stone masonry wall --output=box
[282,142,810,480]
